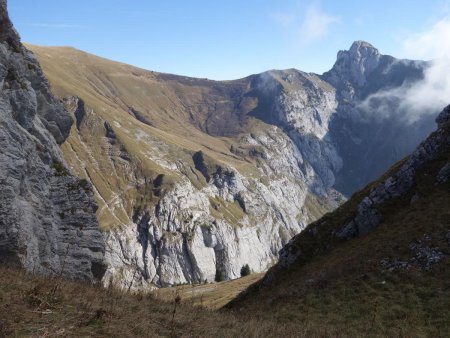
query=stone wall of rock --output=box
[0,0,105,281]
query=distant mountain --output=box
[323,41,435,194]
[228,105,450,335]
[25,38,439,288]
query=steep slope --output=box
[28,45,344,289]
[26,41,439,289]
[0,1,105,280]
[229,106,450,335]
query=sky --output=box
[8,0,450,80]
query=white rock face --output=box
[102,124,342,290]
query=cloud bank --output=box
[360,18,450,123]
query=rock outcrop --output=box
[277,104,450,270]
[0,0,105,281]
[324,41,434,195]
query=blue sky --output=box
[8,0,450,80]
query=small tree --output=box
[215,269,225,282]
[240,264,251,277]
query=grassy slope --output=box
[0,267,336,337]
[154,273,263,310]
[227,125,450,336]
[26,44,254,170]
[26,45,323,231]
[26,44,336,233]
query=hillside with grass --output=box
[228,105,450,336]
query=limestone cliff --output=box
[0,0,105,281]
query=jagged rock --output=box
[102,127,342,288]
[277,104,450,270]
[0,0,105,281]
[436,104,450,127]
[343,107,450,237]
[327,41,381,88]
[436,162,450,184]
[380,235,447,272]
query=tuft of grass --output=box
[51,160,70,177]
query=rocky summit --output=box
[0,0,105,281]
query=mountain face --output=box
[323,41,435,195]
[0,1,105,281]
[25,39,439,289]
[228,106,450,334]
[26,48,343,289]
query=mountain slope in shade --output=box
[228,105,450,336]
[0,0,105,280]
[25,40,439,289]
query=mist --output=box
[359,18,450,123]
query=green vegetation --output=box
[215,269,225,282]
[240,264,251,277]
[51,160,69,177]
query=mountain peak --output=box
[0,0,20,48]
[324,40,382,87]
[339,40,380,62]
[349,40,377,52]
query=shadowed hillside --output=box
[228,105,450,336]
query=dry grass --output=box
[229,128,450,337]
[0,267,346,338]
[154,273,263,309]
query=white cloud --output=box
[272,2,340,44]
[299,4,340,43]
[403,18,450,59]
[360,17,450,123]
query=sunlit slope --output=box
[27,45,269,228]
[28,44,334,236]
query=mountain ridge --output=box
[24,38,441,288]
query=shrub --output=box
[215,269,225,282]
[51,160,69,176]
[240,264,251,277]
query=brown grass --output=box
[0,266,348,337]
[154,273,263,310]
